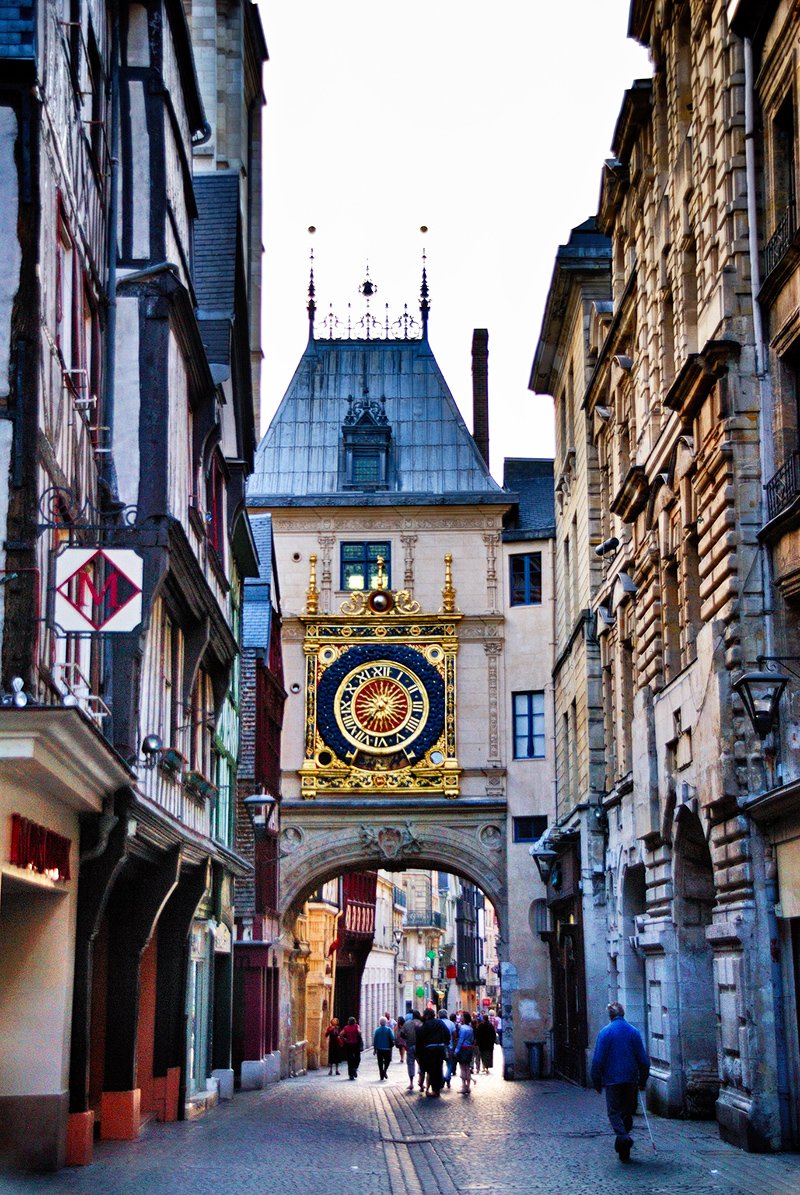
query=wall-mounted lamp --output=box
[243,791,278,834]
[732,668,789,739]
[528,840,558,884]
[141,733,164,768]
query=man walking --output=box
[590,1002,650,1163]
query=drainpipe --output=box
[743,33,791,1145]
[743,34,774,658]
[102,0,121,502]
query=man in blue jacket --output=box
[590,1001,650,1162]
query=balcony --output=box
[405,909,444,929]
[765,453,800,523]
[764,203,797,279]
[393,885,407,908]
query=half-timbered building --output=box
[0,0,266,1170]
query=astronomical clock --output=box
[298,555,461,798]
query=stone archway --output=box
[673,806,719,1118]
[279,795,512,1068]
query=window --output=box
[352,451,381,485]
[340,541,391,591]
[512,815,548,843]
[510,552,542,605]
[512,691,545,759]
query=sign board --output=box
[54,548,143,633]
[426,948,437,961]
[482,997,492,1007]
[415,985,425,998]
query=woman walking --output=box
[324,1016,342,1075]
[339,1016,364,1080]
[396,1016,407,1065]
[416,1008,451,1097]
[475,1013,497,1074]
[454,1012,476,1094]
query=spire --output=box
[419,226,430,337]
[307,227,316,338]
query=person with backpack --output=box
[416,1007,451,1096]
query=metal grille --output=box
[766,452,800,521]
[764,203,797,278]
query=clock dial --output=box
[316,644,445,766]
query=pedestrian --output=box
[474,1013,497,1073]
[454,1011,476,1094]
[373,1016,395,1080]
[338,1016,364,1080]
[399,1010,421,1092]
[396,1016,407,1064]
[590,1001,650,1163]
[384,1009,398,1033]
[495,1011,503,1046]
[444,1011,459,1089]
[416,1007,451,1096]
[324,1016,342,1075]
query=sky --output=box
[258,2,651,481]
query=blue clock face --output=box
[317,644,445,765]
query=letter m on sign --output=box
[54,548,143,633]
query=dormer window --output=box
[340,391,393,490]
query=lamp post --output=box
[731,668,789,739]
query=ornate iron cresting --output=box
[764,202,797,278]
[37,486,138,534]
[765,451,800,522]
[319,301,421,341]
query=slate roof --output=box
[502,459,555,541]
[249,337,507,506]
[243,514,275,650]
[193,172,240,370]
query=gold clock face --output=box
[334,659,430,756]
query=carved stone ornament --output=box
[479,824,503,851]
[280,826,305,855]
[359,821,422,860]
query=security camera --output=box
[594,537,619,557]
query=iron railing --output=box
[764,202,797,278]
[766,452,800,522]
[404,910,444,929]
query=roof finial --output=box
[419,226,429,337]
[307,226,316,338]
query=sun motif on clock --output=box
[316,644,445,766]
[354,678,410,732]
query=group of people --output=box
[323,1008,499,1096]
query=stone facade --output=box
[531,0,794,1152]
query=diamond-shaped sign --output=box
[54,548,143,633]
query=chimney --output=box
[471,329,490,468]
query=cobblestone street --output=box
[2,1050,799,1195]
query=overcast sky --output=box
[258,2,651,480]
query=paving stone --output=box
[2,1050,799,1194]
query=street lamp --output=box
[528,841,558,884]
[243,791,278,836]
[732,668,789,739]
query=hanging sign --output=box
[415,985,425,998]
[54,548,143,633]
[426,949,437,961]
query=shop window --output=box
[340,541,391,591]
[512,690,545,759]
[510,552,542,605]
